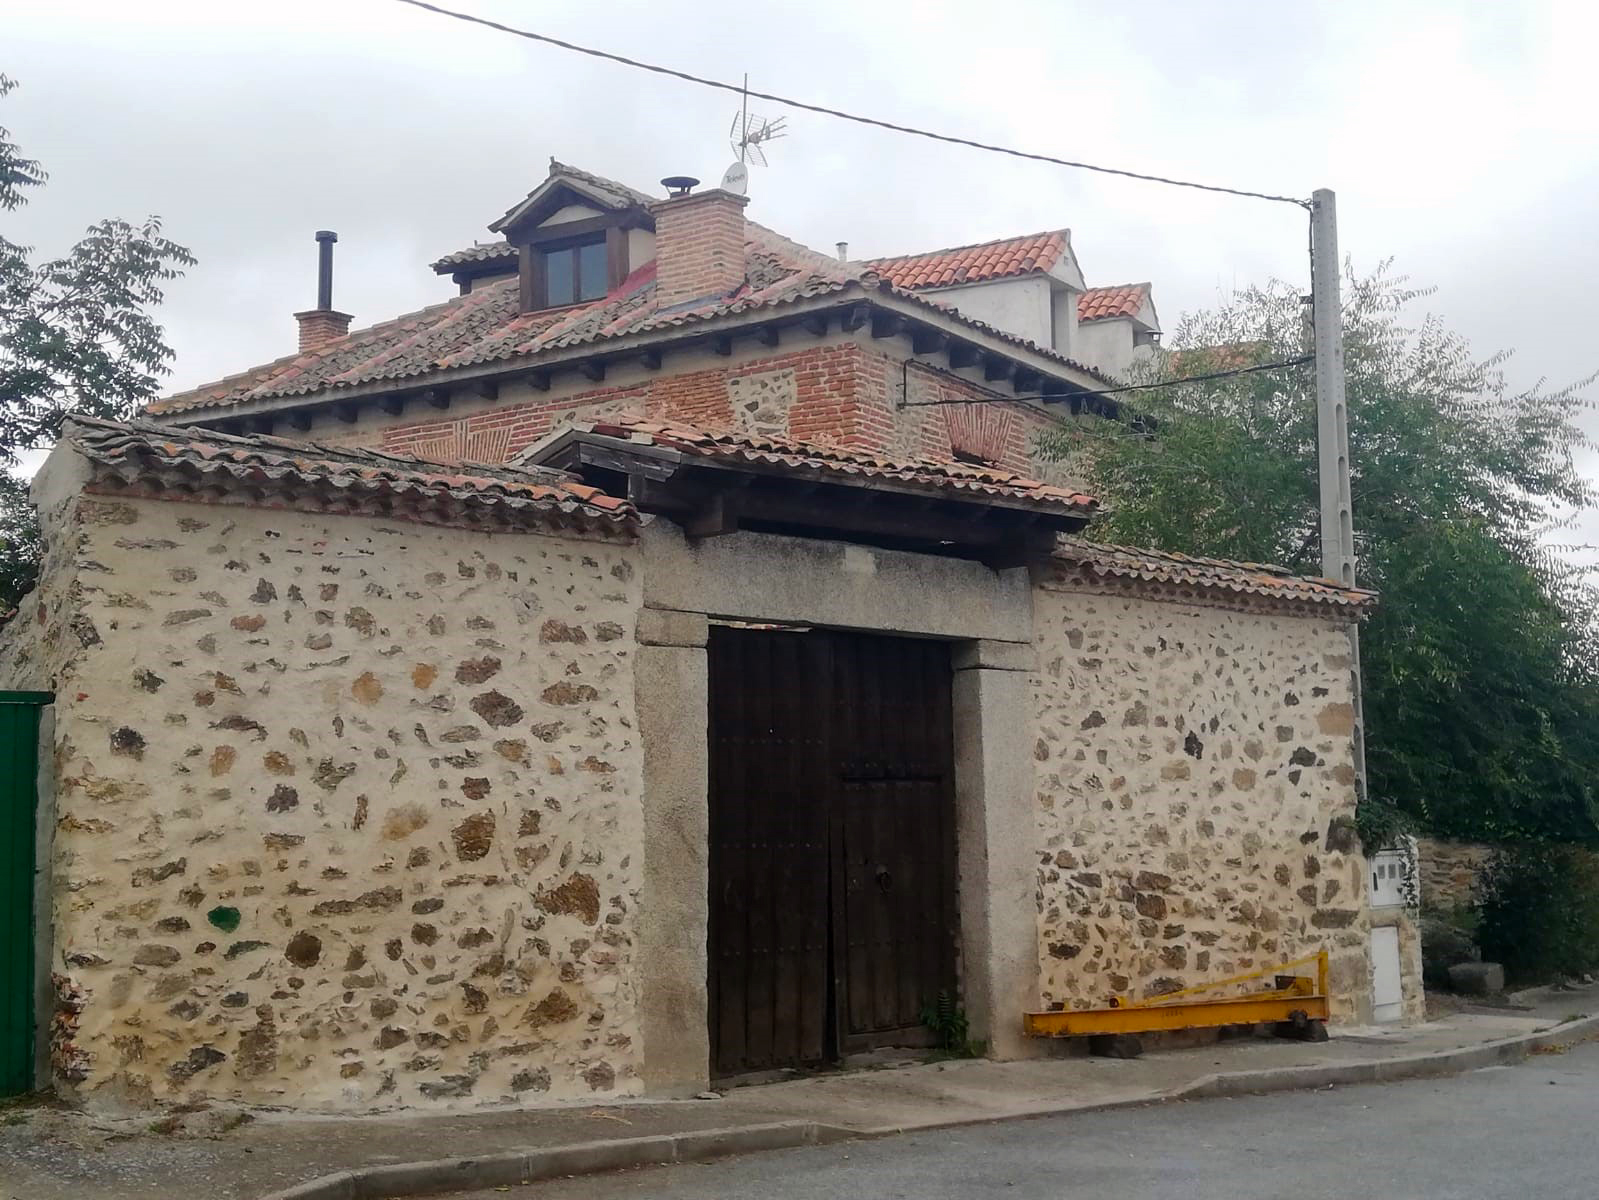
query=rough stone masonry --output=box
[0,418,1396,1114]
[1031,574,1371,1022]
[0,480,644,1111]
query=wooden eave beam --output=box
[840,304,870,333]
[911,327,948,355]
[870,313,903,340]
[948,342,978,369]
[983,355,1014,383]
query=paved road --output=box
[459,1039,1599,1199]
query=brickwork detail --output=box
[649,190,749,308]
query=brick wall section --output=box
[350,334,1087,497]
[648,190,750,309]
[294,310,353,354]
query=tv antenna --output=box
[722,73,787,194]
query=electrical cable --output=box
[390,0,1310,210]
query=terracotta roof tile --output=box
[1078,283,1150,322]
[865,231,1069,290]
[571,415,1098,516]
[430,241,517,271]
[152,166,1116,420]
[1048,536,1376,612]
[64,416,635,535]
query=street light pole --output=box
[1310,188,1368,806]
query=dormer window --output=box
[543,235,608,307]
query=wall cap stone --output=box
[952,639,1035,673]
[638,607,710,648]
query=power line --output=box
[899,355,1315,408]
[390,0,1309,210]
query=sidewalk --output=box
[3,987,1594,1200]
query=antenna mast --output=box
[722,77,788,193]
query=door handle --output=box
[875,866,892,893]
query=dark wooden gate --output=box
[707,627,956,1078]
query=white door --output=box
[1370,925,1403,1023]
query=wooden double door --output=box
[707,626,958,1078]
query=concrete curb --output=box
[1169,1011,1599,1102]
[256,1016,1599,1199]
[256,1121,849,1200]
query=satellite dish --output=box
[720,161,750,195]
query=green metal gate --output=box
[0,691,50,1097]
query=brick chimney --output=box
[294,230,352,352]
[649,182,749,309]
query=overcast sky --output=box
[8,0,1598,528]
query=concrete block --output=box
[636,607,709,648]
[352,1154,526,1198]
[259,1174,356,1200]
[1448,961,1506,996]
[951,639,1035,673]
[525,1135,677,1182]
[673,1122,820,1162]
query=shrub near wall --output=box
[1475,843,1599,984]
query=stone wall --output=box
[1416,837,1492,912]
[3,473,644,1112]
[1030,583,1372,1022]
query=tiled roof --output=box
[64,415,634,536]
[1048,536,1376,612]
[152,221,1112,419]
[430,241,517,271]
[1078,283,1150,323]
[865,231,1069,290]
[150,222,863,417]
[563,415,1099,516]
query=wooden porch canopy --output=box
[523,417,1097,566]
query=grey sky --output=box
[8,1,1598,517]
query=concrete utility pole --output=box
[1310,188,1368,805]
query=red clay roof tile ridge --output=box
[864,228,1069,267]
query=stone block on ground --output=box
[1448,961,1505,996]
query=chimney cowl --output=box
[294,230,351,353]
[660,175,700,198]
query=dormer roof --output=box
[488,159,655,235]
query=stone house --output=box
[0,160,1421,1113]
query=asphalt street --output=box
[456,1038,1599,1199]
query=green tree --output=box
[0,74,193,608]
[1043,263,1599,842]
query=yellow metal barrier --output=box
[1024,949,1330,1040]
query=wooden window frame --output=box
[517,216,634,313]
